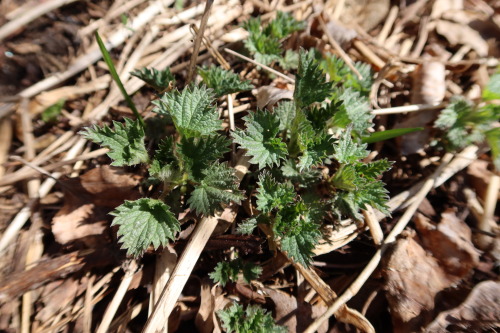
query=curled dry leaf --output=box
[382,234,450,331]
[424,280,500,332]
[395,61,445,155]
[415,209,480,278]
[435,20,488,57]
[264,287,328,333]
[51,166,141,247]
[254,86,293,109]
[337,0,390,31]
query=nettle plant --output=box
[83,16,390,330]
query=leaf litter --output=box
[0,0,499,332]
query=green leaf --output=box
[306,101,341,131]
[81,118,148,166]
[294,49,334,108]
[274,100,296,132]
[356,159,393,180]
[198,65,254,97]
[242,18,282,66]
[278,49,299,70]
[110,198,180,257]
[153,85,221,138]
[362,127,424,144]
[41,99,65,123]
[331,164,357,191]
[237,217,259,235]
[149,137,181,182]
[188,162,244,215]
[273,201,322,267]
[330,88,374,136]
[333,128,369,164]
[232,110,288,169]
[130,67,175,91]
[218,303,287,333]
[95,31,144,127]
[264,11,305,39]
[209,258,262,286]
[297,132,334,171]
[281,159,321,188]
[321,54,373,96]
[256,172,295,213]
[483,72,500,101]
[178,135,231,180]
[485,127,500,170]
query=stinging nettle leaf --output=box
[80,118,148,166]
[188,162,245,216]
[153,85,221,138]
[232,110,288,169]
[177,135,231,180]
[218,303,287,333]
[198,65,254,97]
[110,198,180,257]
[294,49,334,108]
[255,172,295,213]
[333,128,369,163]
[273,100,296,132]
[149,136,181,182]
[131,67,175,91]
[329,88,374,136]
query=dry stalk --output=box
[0,0,79,41]
[224,48,295,83]
[476,173,500,249]
[372,102,445,115]
[377,6,398,45]
[143,155,250,333]
[304,153,454,333]
[96,260,139,333]
[362,206,383,246]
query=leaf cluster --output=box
[243,11,305,66]
[198,65,254,97]
[209,257,262,286]
[130,67,175,92]
[217,303,287,333]
[81,84,244,256]
[434,95,500,169]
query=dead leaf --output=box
[35,277,85,322]
[435,20,488,57]
[467,159,499,201]
[415,209,480,278]
[395,62,445,155]
[424,280,500,332]
[254,86,293,109]
[337,0,390,31]
[51,166,141,248]
[195,278,215,333]
[382,234,451,332]
[265,287,328,333]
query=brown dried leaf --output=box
[195,279,215,333]
[51,166,141,247]
[424,280,500,332]
[35,277,85,322]
[254,86,293,109]
[435,20,488,57]
[395,62,445,155]
[467,159,499,201]
[382,234,451,331]
[415,209,480,279]
[265,287,328,333]
[337,0,390,31]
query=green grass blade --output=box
[95,31,145,128]
[362,127,424,144]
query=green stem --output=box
[95,31,145,128]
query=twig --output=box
[304,153,454,333]
[377,6,398,45]
[372,102,445,115]
[143,155,250,333]
[477,174,499,249]
[362,206,383,246]
[96,260,139,333]
[186,0,214,84]
[224,48,295,83]
[18,0,174,99]
[0,138,86,253]
[317,16,363,80]
[0,0,79,41]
